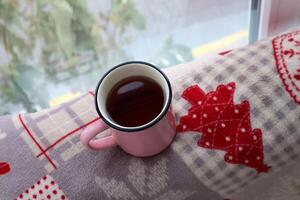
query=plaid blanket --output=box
[0,29,300,200]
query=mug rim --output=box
[94,61,172,132]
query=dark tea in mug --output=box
[106,76,164,127]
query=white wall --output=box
[259,0,300,39]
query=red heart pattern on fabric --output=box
[177,82,271,173]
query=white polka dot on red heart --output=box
[213,96,217,101]
[221,123,226,128]
[228,86,233,90]
[215,107,219,111]
[207,128,212,133]
[245,160,249,163]
[253,135,257,140]
[203,113,208,118]
[240,128,246,132]
[234,109,239,114]
[192,114,197,118]
[256,156,261,160]
[238,147,243,151]
[225,137,230,141]
[228,156,233,160]
[197,101,202,105]
[205,142,210,146]
[183,125,187,130]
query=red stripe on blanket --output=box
[18,114,57,169]
[218,50,232,56]
[36,117,100,157]
[88,91,95,96]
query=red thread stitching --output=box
[272,30,300,104]
[18,114,57,169]
[36,117,100,157]
[218,50,232,56]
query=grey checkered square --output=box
[260,75,271,82]
[284,146,294,153]
[287,123,297,133]
[287,101,297,110]
[219,184,230,190]
[204,65,213,72]
[263,120,274,130]
[238,94,248,102]
[262,96,273,107]
[251,107,261,118]
[226,65,235,73]
[217,162,227,170]
[55,141,72,152]
[271,154,280,161]
[237,75,247,83]
[174,94,182,101]
[207,150,217,156]
[275,135,285,143]
[182,145,193,153]
[274,86,284,96]
[260,58,269,65]
[215,74,225,82]
[193,74,202,82]
[275,110,285,120]
[247,64,258,73]
[248,51,257,57]
[239,182,248,188]
[212,180,222,186]
[290,153,298,160]
[232,177,242,184]
[249,84,259,93]
[194,157,204,167]
[226,171,236,178]
[216,59,225,64]
[40,137,51,146]
[245,171,255,177]
[205,170,214,179]
[205,85,214,91]
[264,144,272,153]
[226,189,235,194]
[182,81,191,88]
[237,58,246,64]
[260,44,268,49]
[277,161,285,167]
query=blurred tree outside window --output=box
[0,0,250,115]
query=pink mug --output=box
[80,61,176,157]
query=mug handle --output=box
[80,119,117,150]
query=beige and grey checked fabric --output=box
[167,38,300,197]
[15,93,99,172]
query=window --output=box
[258,0,300,40]
[0,0,252,114]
